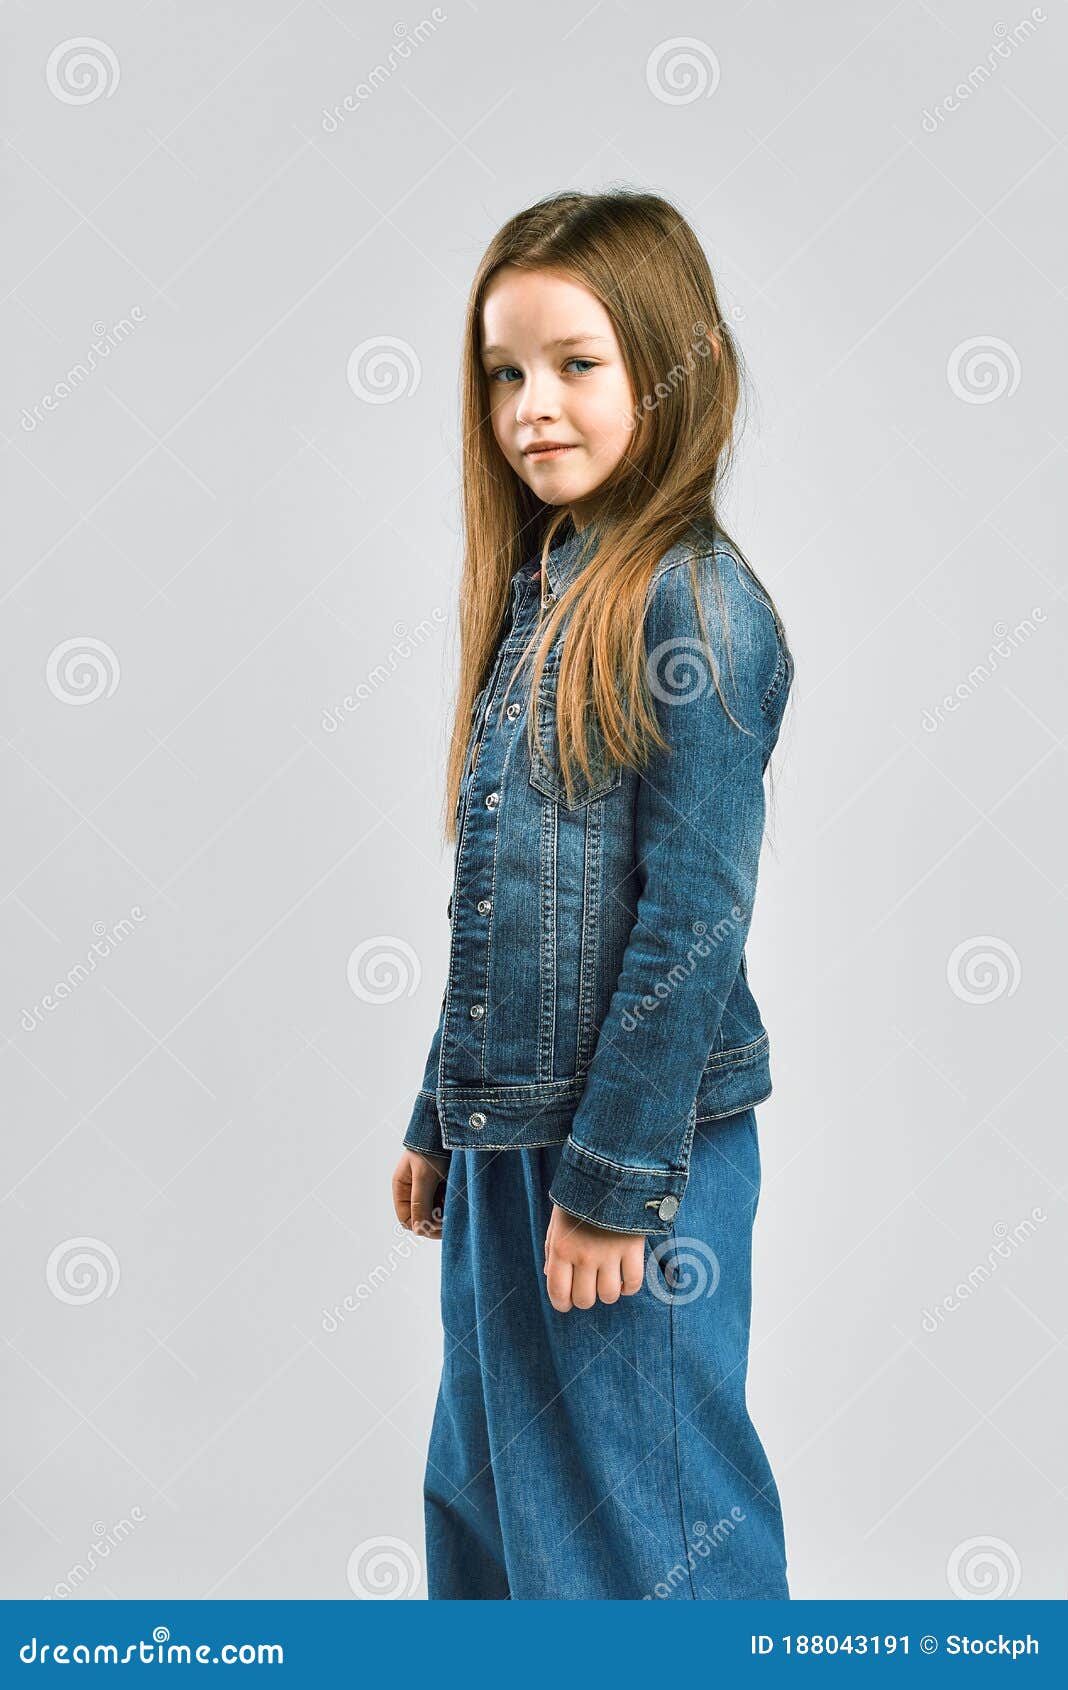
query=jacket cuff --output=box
[402,1089,451,1159]
[548,1137,687,1235]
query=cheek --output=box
[488,394,513,452]
[589,388,637,458]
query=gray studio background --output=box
[2,0,1064,1602]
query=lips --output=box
[523,442,577,459]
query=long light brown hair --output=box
[441,188,792,841]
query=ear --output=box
[694,320,721,365]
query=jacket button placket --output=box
[450,573,539,1144]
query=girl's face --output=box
[480,266,636,531]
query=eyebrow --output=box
[480,334,611,358]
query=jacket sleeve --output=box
[401,991,451,1159]
[548,556,782,1235]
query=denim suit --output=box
[408,520,794,1600]
[403,519,794,1235]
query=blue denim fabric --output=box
[423,1105,790,1600]
[403,520,793,1235]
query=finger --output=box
[596,1262,623,1305]
[621,1247,646,1295]
[570,1261,597,1311]
[391,1168,413,1228]
[545,1255,573,1314]
[410,1168,441,1236]
[432,1177,448,1228]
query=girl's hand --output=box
[392,1149,450,1239]
[543,1203,646,1312]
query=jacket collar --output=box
[542,520,595,601]
[511,517,595,603]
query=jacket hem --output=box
[694,1038,772,1121]
[438,1074,585,1149]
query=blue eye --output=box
[487,358,598,384]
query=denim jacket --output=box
[402,521,793,1234]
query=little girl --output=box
[391,189,794,1601]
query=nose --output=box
[514,369,560,427]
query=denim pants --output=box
[422,1106,790,1600]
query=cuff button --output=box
[657,1195,679,1222]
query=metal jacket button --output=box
[485,791,500,809]
[469,1003,485,1019]
[506,702,521,719]
[477,897,492,915]
[468,1111,486,1129]
[657,1195,679,1222]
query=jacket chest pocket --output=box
[527,653,623,810]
